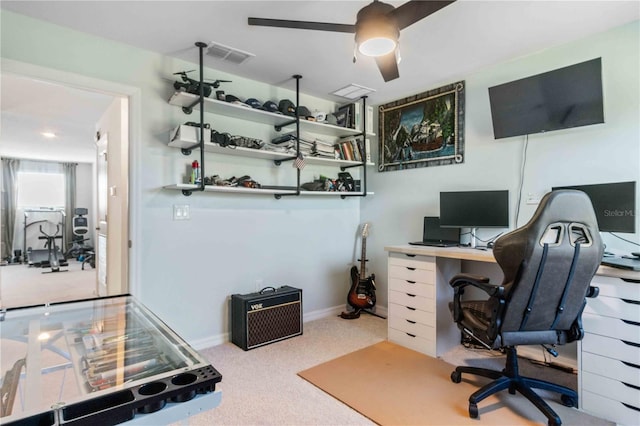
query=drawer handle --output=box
[406,293,416,298]
[405,307,416,311]
[405,254,416,258]
[622,340,640,348]
[622,402,640,412]
[406,319,416,324]
[406,267,416,271]
[406,280,416,284]
[622,298,640,305]
[622,360,640,369]
[622,319,640,326]
[405,333,416,338]
[622,382,640,391]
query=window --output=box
[17,172,65,208]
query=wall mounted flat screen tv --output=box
[488,58,604,139]
[440,190,509,228]
[552,181,636,233]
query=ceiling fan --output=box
[248,0,456,82]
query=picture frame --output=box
[378,81,465,172]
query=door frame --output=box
[2,58,141,297]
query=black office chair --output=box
[448,190,604,426]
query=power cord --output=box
[514,135,529,228]
[608,232,640,247]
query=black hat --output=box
[263,100,281,114]
[296,106,314,120]
[245,98,265,110]
[225,94,241,103]
[278,99,296,116]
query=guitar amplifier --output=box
[231,286,302,350]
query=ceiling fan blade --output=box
[375,52,400,82]
[391,0,456,30]
[248,17,355,33]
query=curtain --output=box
[1,158,20,260]
[62,162,77,250]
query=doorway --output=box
[0,62,135,308]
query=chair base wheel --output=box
[561,394,577,408]
[469,403,478,418]
[451,371,462,383]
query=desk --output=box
[384,245,640,425]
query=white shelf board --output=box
[163,184,373,197]
[168,91,364,137]
[298,191,374,196]
[164,184,297,196]
[167,140,374,167]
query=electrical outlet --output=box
[526,197,541,205]
[173,204,190,220]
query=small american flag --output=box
[293,153,306,170]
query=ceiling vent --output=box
[206,42,255,65]
[331,84,376,100]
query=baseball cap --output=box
[279,99,296,116]
[263,100,281,114]
[245,98,265,110]
[296,106,314,120]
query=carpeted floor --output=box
[179,313,611,426]
[0,260,96,308]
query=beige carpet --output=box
[299,340,607,426]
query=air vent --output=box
[331,84,376,100]
[206,42,255,65]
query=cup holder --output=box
[171,373,198,386]
[136,382,168,414]
[138,382,167,396]
[170,373,199,402]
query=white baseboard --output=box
[190,304,387,351]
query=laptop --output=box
[409,217,460,247]
[601,256,640,271]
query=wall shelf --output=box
[167,139,374,168]
[168,91,366,138]
[163,183,373,197]
[165,48,371,199]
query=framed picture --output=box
[378,81,465,172]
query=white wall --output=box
[363,21,639,311]
[1,10,364,346]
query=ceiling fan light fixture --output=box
[355,1,399,57]
[358,36,396,57]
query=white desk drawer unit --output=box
[580,275,640,425]
[388,253,438,356]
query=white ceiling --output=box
[1,1,638,161]
[0,74,114,163]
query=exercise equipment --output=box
[23,208,66,265]
[65,208,95,270]
[37,224,68,273]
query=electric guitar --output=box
[346,223,376,312]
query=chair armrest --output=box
[449,273,504,324]
[586,286,599,298]
[449,273,503,297]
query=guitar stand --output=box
[339,308,387,320]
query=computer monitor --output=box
[551,181,636,233]
[439,190,510,248]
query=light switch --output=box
[173,204,190,220]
